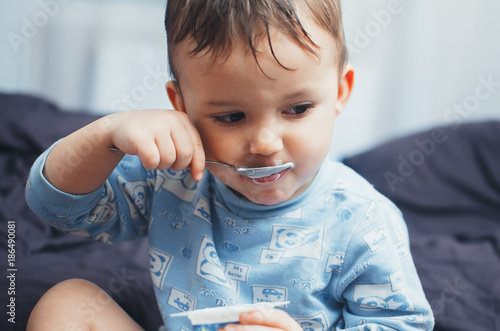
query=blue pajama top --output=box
[26,148,434,331]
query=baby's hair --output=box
[165,0,347,81]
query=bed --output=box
[0,93,498,330]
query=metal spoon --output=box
[205,161,294,179]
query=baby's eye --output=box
[283,104,313,117]
[213,112,245,125]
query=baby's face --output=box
[169,19,353,205]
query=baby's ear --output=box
[166,81,186,113]
[335,64,355,116]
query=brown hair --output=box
[165,0,347,81]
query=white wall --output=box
[1,0,499,159]
[336,0,500,158]
[1,0,170,113]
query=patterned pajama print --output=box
[27,147,434,331]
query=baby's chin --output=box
[214,170,313,206]
[244,188,295,206]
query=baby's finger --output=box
[239,309,302,331]
[183,119,205,181]
[136,137,161,170]
[155,137,177,170]
[222,324,283,331]
[169,127,194,171]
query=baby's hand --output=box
[108,109,205,180]
[223,308,302,331]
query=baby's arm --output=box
[334,205,434,330]
[43,109,205,194]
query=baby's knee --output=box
[28,278,111,330]
[50,278,102,296]
[40,278,105,307]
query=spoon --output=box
[205,161,294,179]
[108,147,294,179]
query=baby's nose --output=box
[249,127,284,156]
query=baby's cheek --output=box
[289,131,327,158]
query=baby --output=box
[26,0,434,330]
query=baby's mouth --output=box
[251,168,291,185]
[240,162,294,179]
